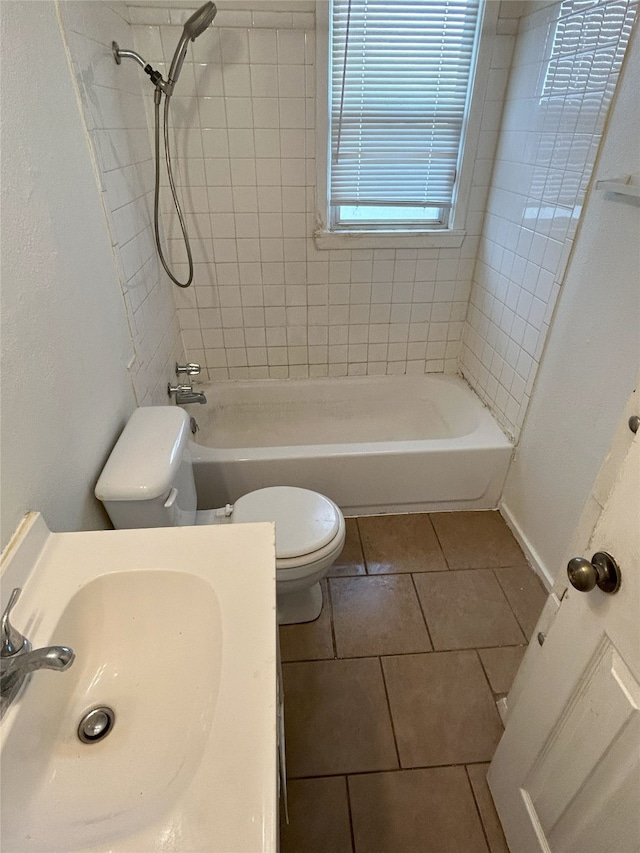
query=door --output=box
[488,429,640,852]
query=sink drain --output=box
[77,706,115,744]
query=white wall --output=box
[460,0,636,439]
[500,27,640,586]
[0,1,137,549]
[130,1,516,380]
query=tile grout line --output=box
[410,571,436,651]
[281,641,529,666]
[287,758,511,783]
[465,764,494,853]
[426,513,452,570]
[490,567,530,644]
[378,655,403,770]
[471,648,505,730]
[326,579,338,659]
[353,516,370,574]
[344,775,357,853]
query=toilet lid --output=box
[233,486,340,559]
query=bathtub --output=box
[189,374,513,515]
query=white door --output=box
[488,430,640,853]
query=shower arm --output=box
[111,43,171,96]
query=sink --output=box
[3,571,221,850]
[0,514,277,852]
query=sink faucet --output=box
[167,383,207,405]
[0,588,75,718]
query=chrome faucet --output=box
[176,362,201,376]
[167,383,207,405]
[0,588,75,718]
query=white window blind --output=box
[330,0,481,219]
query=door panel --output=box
[489,436,639,853]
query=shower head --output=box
[184,2,218,40]
[167,2,217,94]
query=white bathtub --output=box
[189,374,513,515]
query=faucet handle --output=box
[168,383,192,397]
[176,362,201,376]
[1,589,29,657]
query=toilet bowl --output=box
[95,407,346,624]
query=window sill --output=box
[313,229,467,251]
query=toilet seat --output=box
[233,486,341,560]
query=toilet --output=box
[95,406,345,624]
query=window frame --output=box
[314,0,498,250]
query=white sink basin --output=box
[0,514,277,852]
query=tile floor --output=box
[279,511,548,853]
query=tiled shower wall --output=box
[59,1,186,405]
[130,2,518,381]
[460,0,636,439]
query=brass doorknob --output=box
[567,552,621,594]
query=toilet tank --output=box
[95,407,198,529]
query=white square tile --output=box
[250,64,279,98]
[390,305,411,325]
[266,327,287,346]
[257,186,283,213]
[249,29,277,64]
[225,98,253,128]
[198,97,226,128]
[256,159,282,186]
[280,129,306,159]
[262,264,285,286]
[222,63,251,97]
[278,65,306,98]
[281,159,306,186]
[230,158,256,186]
[202,128,229,158]
[252,98,280,129]
[233,186,258,213]
[279,98,306,128]
[260,238,284,262]
[194,63,224,96]
[277,29,306,64]
[283,268,305,290]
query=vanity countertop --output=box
[0,512,277,853]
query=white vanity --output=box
[0,513,278,852]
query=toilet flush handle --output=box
[164,488,178,509]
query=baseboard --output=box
[499,500,554,591]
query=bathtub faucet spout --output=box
[167,383,207,405]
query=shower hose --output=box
[153,94,193,288]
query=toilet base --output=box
[277,581,323,625]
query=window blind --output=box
[330,0,481,212]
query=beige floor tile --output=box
[280,581,335,662]
[280,776,353,853]
[349,767,489,853]
[494,565,547,640]
[466,764,509,853]
[382,651,503,767]
[359,514,447,573]
[430,511,526,570]
[331,575,432,657]
[413,570,525,650]
[283,658,398,777]
[478,646,526,695]
[328,517,366,576]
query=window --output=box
[316,0,491,248]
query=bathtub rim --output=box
[188,373,511,462]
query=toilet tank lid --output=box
[95,407,191,502]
